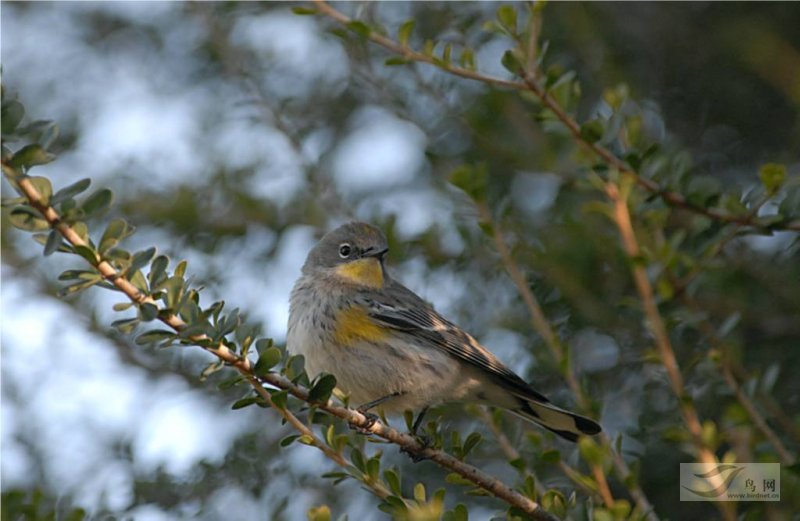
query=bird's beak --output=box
[362,247,388,260]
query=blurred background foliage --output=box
[2,2,799,520]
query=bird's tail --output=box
[509,395,601,442]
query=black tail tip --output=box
[575,415,602,436]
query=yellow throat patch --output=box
[334,306,387,346]
[334,258,384,288]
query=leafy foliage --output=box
[3,2,799,520]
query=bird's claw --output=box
[350,410,379,435]
[401,433,432,463]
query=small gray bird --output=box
[287,221,601,441]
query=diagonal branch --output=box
[5,166,557,521]
[604,181,736,521]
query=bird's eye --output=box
[338,243,352,258]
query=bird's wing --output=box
[358,281,550,403]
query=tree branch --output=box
[604,181,736,521]
[6,166,558,521]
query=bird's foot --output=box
[349,410,379,435]
[401,433,432,463]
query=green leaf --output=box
[541,489,568,519]
[540,449,561,464]
[9,144,55,169]
[2,99,25,134]
[385,57,410,66]
[71,221,90,244]
[1,196,28,207]
[113,301,134,312]
[112,317,140,334]
[57,269,98,281]
[177,322,213,339]
[758,163,786,193]
[232,396,261,410]
[57,275,102,297]
[51,178,91,206]
[199,360,225,380]
[308,373,337,403]
[496,5,517,33]
[81,189,113,218]
[254,346,282,376]
[148,255,169,287]
[9,206,49,231]
[507,457,526,472]
[321,471,351,485]
[500,50,523,75]
[217,376,245,391]
[306,505,331,521]
[130,269,149,294]
[366,456,381,481]
[579,119,605,144]
[444,504,468,521]
[350,447,366,472]
[129,247,157,275]
[578,436,604,466]
[270,389,289,409]
[290,6,318,15]
[29,176,53,205]
[462,432,482,457]
[379,496,408,516]
[445,472,473,486]
[384,469,402,495]
[161,276,185,310]
[43,229,61,256]
[135,329,176,345]
[346,20,371,38]
[413,482,426,503]
[31,232,71,253]
[442,43,452,66]
[460,48,475,70]
[174,259,188,278]
[99,219,134,254]
[218,308,240,338]
[255,338,273,351]
[398,19,414,46]
[178,296,201,324]
[139,302,159,321]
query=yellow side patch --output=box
[334,306,388,346]
[334,258,384,288]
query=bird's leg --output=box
[410,407,429,436]
[349,391,404,434]
[402,407,432,463]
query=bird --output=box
[287,221,601,441]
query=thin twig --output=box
[476,407,548,499]
[604,181,736,521]
[673,290,795,465]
